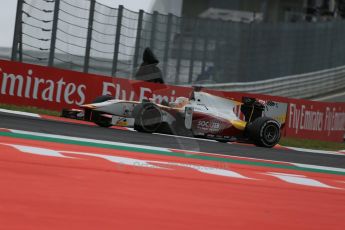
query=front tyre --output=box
[246,117,281,148]
[133,103,162,133]
[92,95,113,128]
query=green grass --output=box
[279,137,345,151]
[0,103,344,151]
[0,103,60,116]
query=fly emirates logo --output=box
[289,103,345,135]
[0,69,86,105]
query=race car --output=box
[72,88,283,148]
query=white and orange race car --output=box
[62,89,287,148]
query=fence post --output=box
[212,20,224,82]
[163,13,173,79]
[133,9,144,72]
[112,5,123,76]
[48,0,60,67]
[188,19,198,83]
[83,0,96,73]
[11,0,24,61]
[201,20,209,74]
[150,11,158,49]
[175,18,184,84]
[18,24,23,62]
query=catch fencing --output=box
[11,0,345,87]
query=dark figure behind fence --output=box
[134,47,164,84]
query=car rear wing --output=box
[241,97,288,125]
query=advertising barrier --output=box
[0,60,191,110]
[1,59,344,142]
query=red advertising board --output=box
[0,60,191,111]
[284,99,345,142]
[1,59,344,142]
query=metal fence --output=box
[12,0,345,85]
[200,65,345,99]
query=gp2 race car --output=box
[63,88,285,148]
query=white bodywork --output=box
[86,100,140,117]
[189,92,240,121]
[80,91,284,147]
[82,92,241,122]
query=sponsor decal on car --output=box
[196,120,222,132]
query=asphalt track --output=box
[0,111,344,168]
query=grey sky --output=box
[0,0,17,47]
[0,0,155,48]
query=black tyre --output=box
[246,117,281,148]
[133,103,162,133]
[92,95,113,128]
[61,108,81,120]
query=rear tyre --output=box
[92,95,113,128]
[133,103,162,133]
[246,117,281,148]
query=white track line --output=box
[2,128,345,174]
[1,109,344,156]
[153,132,217,142]
[285,146,345,156]
[292,163,345,173]
[0,108,40,118]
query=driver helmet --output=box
[170,97,189,108]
